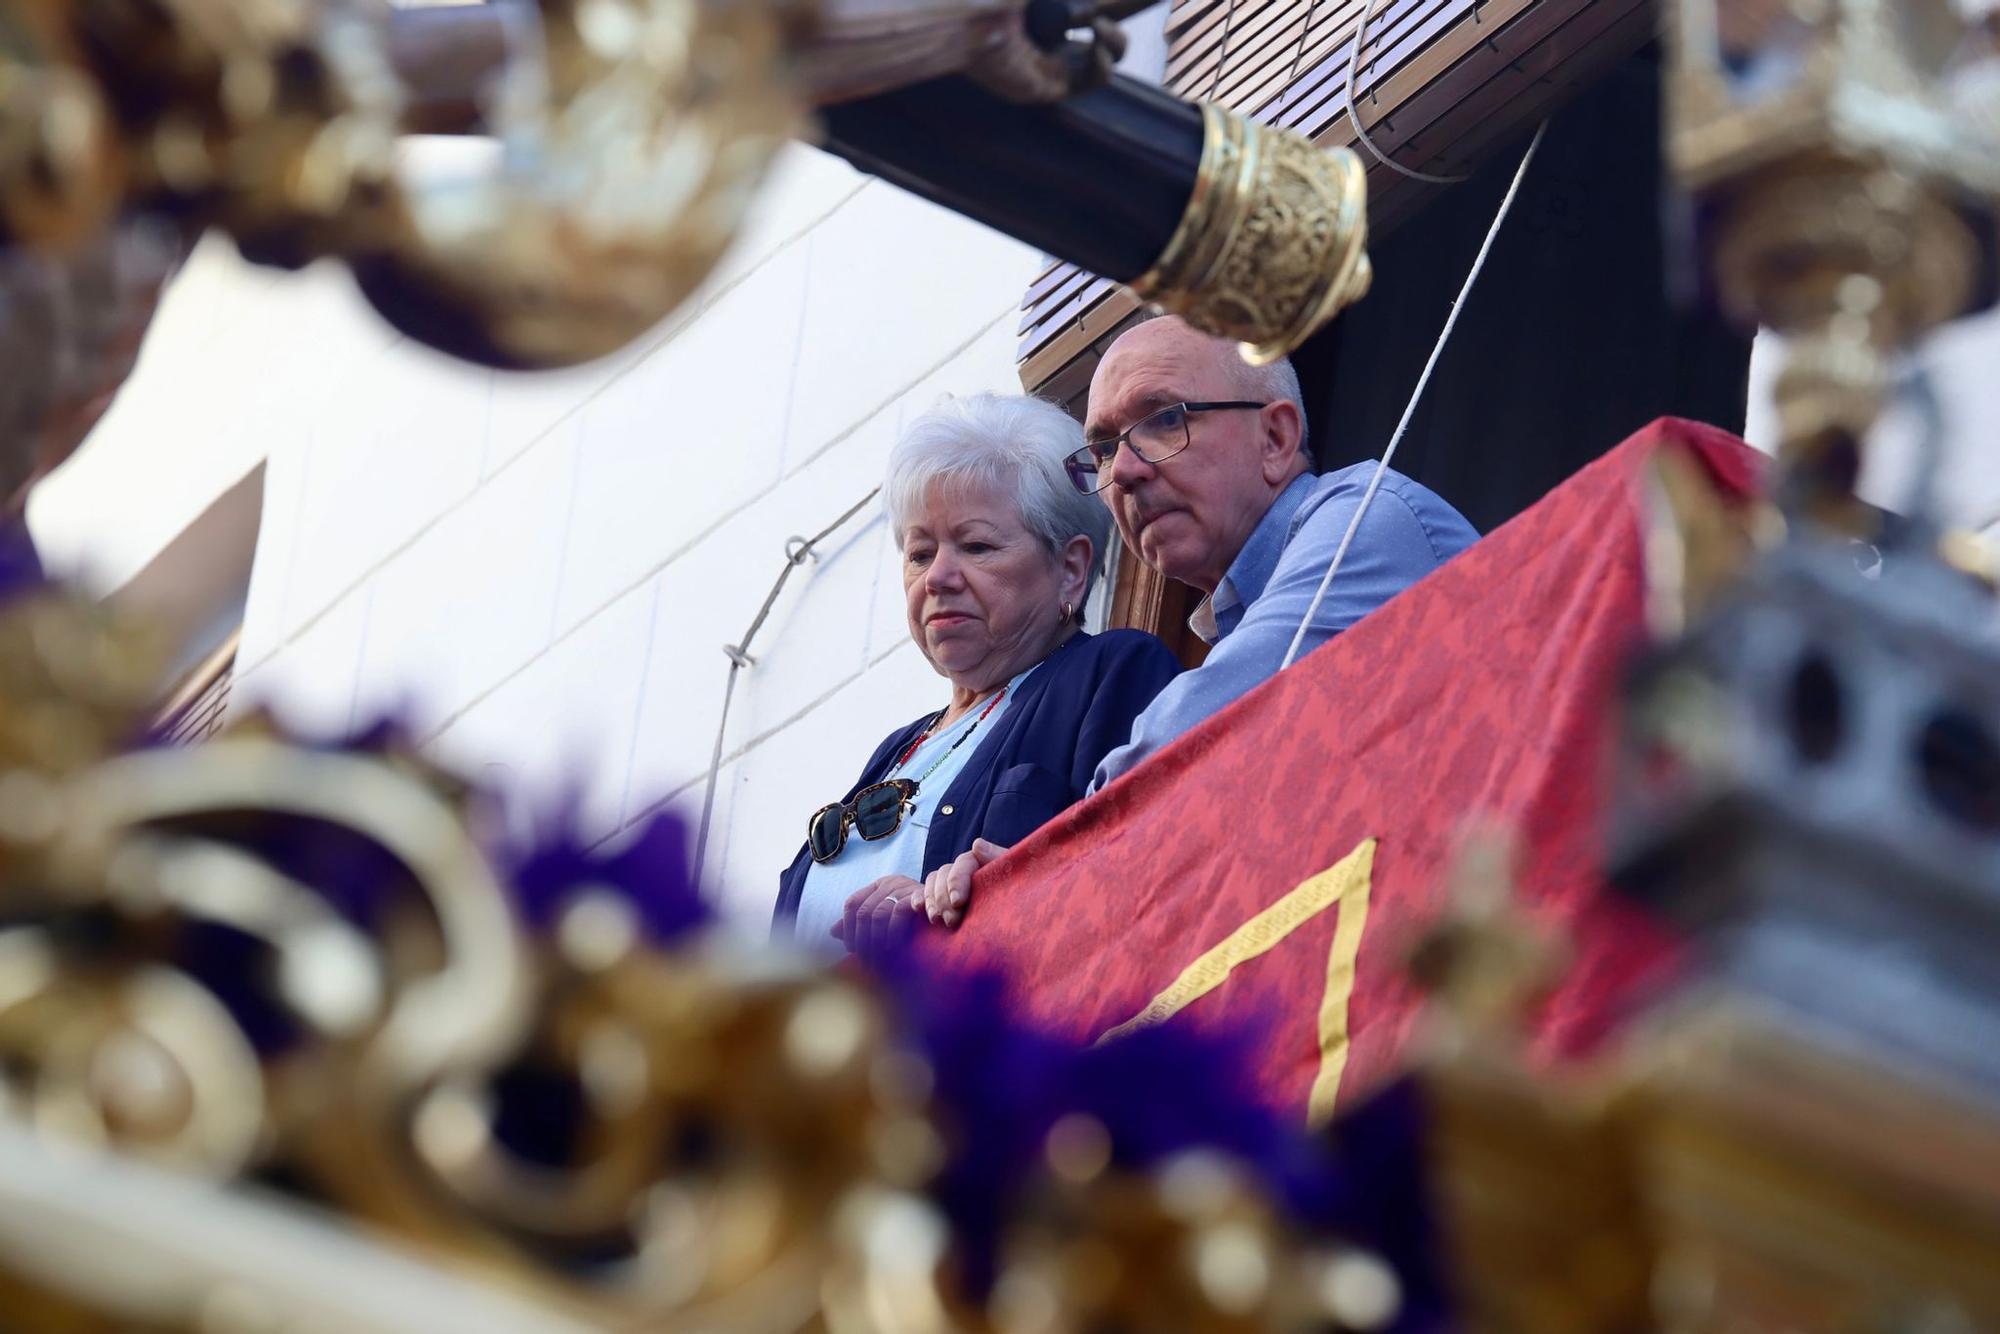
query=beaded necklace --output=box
[894,687,1008,786]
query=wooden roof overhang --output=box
[1016,0,1658,409]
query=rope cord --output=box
[691,485,882,887]
[1341,0,1471,185]
[1278,119,1547,671]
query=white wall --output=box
[26,237,394,594]
[220,143,1041,927]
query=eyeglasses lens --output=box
[1065,452,1101,495]
[809,806,847,861]
[1130,405,1189,462]
[1068,406,1195,495]
[853,783,906,840]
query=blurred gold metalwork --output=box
[0,590,167,784]
[0,585,1381,1333]
[980,1147,1391,1334]
[0,0,814,369]
[0,712,902,1327]
[1396,862,2000,1334]
[1414,1001,2000,1334]
[1130,103,1373,366]
[0,0,1148,371]
[0,0,120,249]
[1666,0,2000,524]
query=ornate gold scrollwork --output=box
[0,593,929,1330]
[347,0,812,370]
[1130,103,1373,366]
[0,0,1151,373]
[0,0,814,370]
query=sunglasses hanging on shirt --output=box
[807,686,1007,864]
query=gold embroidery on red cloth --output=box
[1095,840,1377,1075]
[1308,845,1374,1126]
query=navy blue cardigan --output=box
[773,629,1181,929]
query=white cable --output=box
[1342,0,1471,186]
[690,486,881,888]
[691,664,741,890]
[1278,119,1548,671]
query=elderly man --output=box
[852,314,1477,941]
[1077,314,1476,787]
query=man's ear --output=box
[1259,399,1306,484]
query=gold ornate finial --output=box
[1667,0,2000,524]
[1129,104,1373,365]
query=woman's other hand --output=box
[830,838,1011,954]
[834,875,923,959]
[923,839,1009,928]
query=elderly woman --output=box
[775,393,1180,951]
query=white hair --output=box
[883,393,1112,599]
[1239,353,1311,459]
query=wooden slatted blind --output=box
[1016,0,1654,407]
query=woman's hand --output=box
[830,840,1012,956]
[833,875,924,960]
[921,839,1009,928]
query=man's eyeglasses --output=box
[1063,401,1269,495]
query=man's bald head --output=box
[1083,316,1312,592]
[1092,318,1309,456]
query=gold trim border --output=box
[1097,839,1377,1124]
[1307,846,1373,1125]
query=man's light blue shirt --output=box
[1091,464,1478,790]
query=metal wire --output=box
[1280,119,1547,670]
[1206,0,1246,98]
[1284,0,1322,91]
[1341,0,1472,185]
[690,486,883,888]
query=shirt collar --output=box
[1188,473,1317,645]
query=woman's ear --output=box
[1260,400,1307,483]
[1060,535,1093,609]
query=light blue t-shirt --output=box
[792,667,1031,952]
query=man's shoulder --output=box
[1293,463,1478,560]
[1302,460,1446,508]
